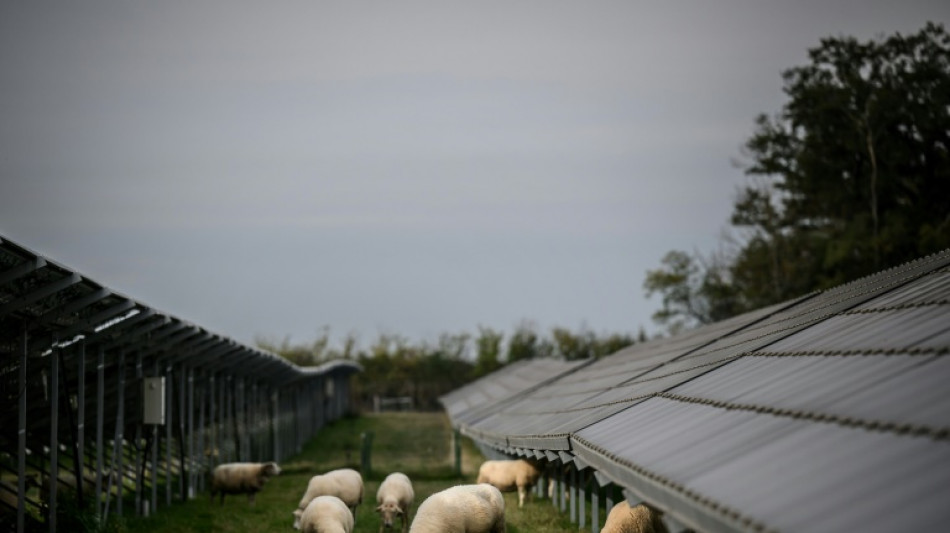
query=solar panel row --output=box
[442,250,950,532]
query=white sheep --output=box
[297,495,355,533]
[376,472,415,532]
[476,459,540,508]
[409,483,505,533]
[294,468,364,529]
[209,461,281,505]
[600,501,669,533]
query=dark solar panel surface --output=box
[449,251,950,532]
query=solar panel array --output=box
[0,235,360,530]
[443,250,950,532]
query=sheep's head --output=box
[292,508,303,530]
[376,502,403,529]
[262,462,281,478]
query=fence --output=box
[0,235,360,531]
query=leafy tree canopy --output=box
[647,23,950,333]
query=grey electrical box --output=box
[143,377,165,425]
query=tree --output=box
[474,326,504,377]
[643,251,700,333]
[506,320,553,362]
[593,332,636,357]
[648,23,950,332]
[643,249,742,333]
[740,23,950,289]
[551,327,591,360]
[254,328,331,366]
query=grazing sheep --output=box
[409,484,505,533]
[209,461,281,505]
[297,495,355,533]
[476,459,540,508]
[294,468,364,529]
[376,472,415,532]
[601,502,669,533]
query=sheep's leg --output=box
[248,492,256,506]
[518,486,526,508]
[492,517,507,533]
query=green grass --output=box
[118,412,579,532]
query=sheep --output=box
[294,468,364,530]
[209,461,281,505]
[475,459,540,508]
[409,483,505,533]
[376,472,415,532]
[600,501,669,533]
[296,495,355,533]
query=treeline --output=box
[256,322,641,411]
[645,23,950,334]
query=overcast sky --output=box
[2,2,948,351]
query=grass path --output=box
[121,412,578,532]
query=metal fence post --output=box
[17,330,28,533]
[454,428,462,477]
[272,389,280,463]
[165,364,173,507]
[77,341,86,510]
[50,340,60,531]
[591,481,599,532]
[151,359,160,515]
[570,466,577,523]
[360,431,374,477]
[134,351,143,515]
[96,345,105,518]
[579,469,587,530]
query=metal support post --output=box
[579,469,587,529]
[591,481,599,532]
[558,465,566,512]
[605,484,614,519]
[570,466,577,523]
[17,331,28,533]
[191,368,195,494]
[96,346,105,517]
[272,388,280,463]
[165,364,173,506]
[134,351,143,515]
[50,340,60,531]
[77,341,86,508]
[151,359,160,515]
[197,373,206,492]
[209,374,216,468]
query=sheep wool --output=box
[409,483,505,533]
[209,461,281,505]
[600,502,669,533]
[376,472,415,533]
[294,468,364,529]
[297,495,354,533]
[476,459,541,508]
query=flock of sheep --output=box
[209,458,666,533]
